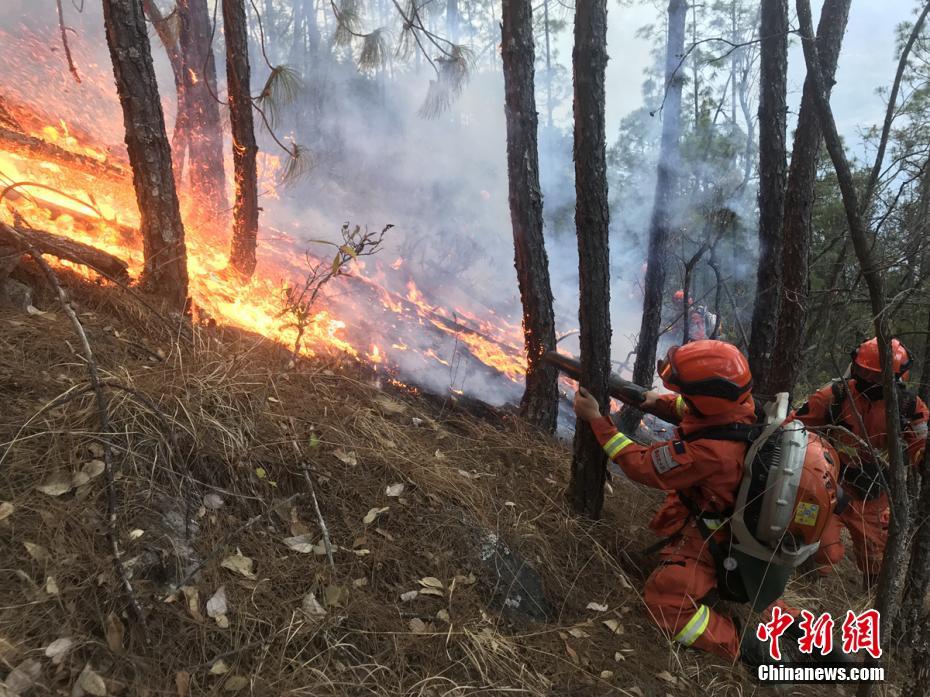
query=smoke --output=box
[9,0,907,407]
[0,0,666,406]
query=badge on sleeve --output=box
[652,445,679,474]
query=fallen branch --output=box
[5,187,137,239]
[0,95,21,130]
[0,125,128,181]
[0,222,129,281]
[0,221,147,632]
[301,465,336,572]
[287,416,336,572]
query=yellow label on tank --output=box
[794,502,819,526]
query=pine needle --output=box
[279,142,312,187]
[333,0,362,47]
[256,64,303,130]
[358,29,389,74]
[418,45,472,119]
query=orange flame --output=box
[0,34,532,399]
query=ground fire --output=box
[3,1,930,695]
[0,88,530,405]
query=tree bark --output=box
[768,0,850,396]
[899,272,930,640]
[141,0,189,179]
[102,0,188,310]
[224,0,261,279]
[747,0,788,395]
[796,3,912,692]
[501,0,559,433]
[900,424,930,642]
[179,0,228,224]
[567,0,611,519]
[619,0,686,434]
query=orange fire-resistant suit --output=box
[590,393,781,661]
[795,382,928,584]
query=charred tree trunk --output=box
[567,0,611,519]
[224,0,261,279]
[619,0,686,434]
[748,0,788,395]
[179,0,228,224]
[501,0,559,433]
[103,0,188,310]
[769,0,849,396]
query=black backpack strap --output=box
[677,491,748,603]
[680,423,762,443]
[829,380,847,425]
[897,382,918,424]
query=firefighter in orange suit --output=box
[794,337,928,587]
[573,340,774,663]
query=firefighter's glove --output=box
[573,387,602,422]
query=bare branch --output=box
[55,0,82,83]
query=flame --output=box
[0,33,533,402]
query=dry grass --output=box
[0,269,886,696]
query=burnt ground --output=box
[0,267,892,697]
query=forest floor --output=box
[0,267,888,697]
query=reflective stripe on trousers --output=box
[673,604,710,646]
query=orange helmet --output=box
[657,340,753,415]
[673,289,685,302]
[851,337,912,382]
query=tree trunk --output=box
[747,0,788,396]
[769,0,850,396]
[141,0,190,183]
[501,0,559,433]
[900,423,930,642]
[567,0,611,519]
[179,0,229,225]
[102,0,188,310]
[904,627,930,697]
[619,0,686,434]
[224,0,261,279]
[796,3,914,692]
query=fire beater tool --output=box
[543,351,682,425]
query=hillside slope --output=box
[0,271,864,696]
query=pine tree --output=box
[567,0,611,518]
[102,0,188,310]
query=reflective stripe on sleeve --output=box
[675,395,686,418]
[673,604,710,647]
[603,432,633,459]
